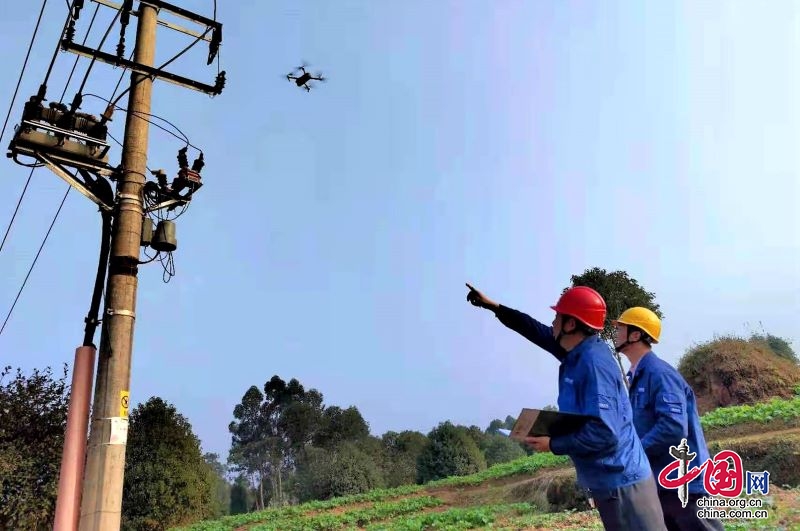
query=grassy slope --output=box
[175,397,800,531]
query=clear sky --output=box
[1,0,798,461]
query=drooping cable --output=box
[0,186,71,337]
[0,168,36,255]
[0,0,49,147]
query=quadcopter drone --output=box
[286,64,326,92]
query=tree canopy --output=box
[122,397,217,531]
[0,365,69,531]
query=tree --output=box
[565,267,663,380]
[481,434,526,466]
[228,385,271,510]
[382,430,428,487]
[0,365,69,531]
[229,474,255,515]
[486,419,506,435]
[228,376,324,509]
[416,421,487,483]
[122,397,216,531]
[312,405,370,450]
[204,453,231,519]
[461,424,488,450]
[295,442,384,502]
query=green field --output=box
[175,398,800,531]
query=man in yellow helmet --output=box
[613,307,723,531]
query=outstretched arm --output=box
[466,282,566,361]
[494,305,567,362]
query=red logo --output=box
[658,439,744,498]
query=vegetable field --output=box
[175,397,800,531]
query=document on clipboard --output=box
[507,408,591,441]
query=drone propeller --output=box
[314,73,327,82]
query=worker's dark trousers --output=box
[589,474,668,531]
[657,490,725,531]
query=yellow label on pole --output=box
[120,390,130,418]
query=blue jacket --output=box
[628,352,712,494]
[495,305,652,490]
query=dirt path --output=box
[714,426,800,444]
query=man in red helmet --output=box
[467,283,666,531]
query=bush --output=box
[295,442,385,502]
[416,422,487,483]
[480,434,526,467]
[750,333,798,364]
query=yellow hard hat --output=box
[612,307,661,343]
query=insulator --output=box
[177,147,188,169]
[191,153,204,173]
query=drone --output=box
[286,64,326,92]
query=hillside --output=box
[176,396,800,531]
[679,335,800,414]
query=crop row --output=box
[172,453,570,531]
[248,496,444,531]
[364,503,537,531]
[700,396,800,429]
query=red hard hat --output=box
[550,286,607,330]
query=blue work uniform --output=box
[495,305,652,490]
[627,352,712,495]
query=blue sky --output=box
[1,0,798,460]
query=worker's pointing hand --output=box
[466,283,498,310]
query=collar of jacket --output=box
[629,350,657,384]
[563,334,606,363]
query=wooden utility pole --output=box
[78,4,157,530]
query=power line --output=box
[0,0,49,148]
[0,167,36,255]
[0,186,71,337]
[84,93,197,149]
[43,1,77,90]
[59,2,101,104]
[110,27,211,109]
[73,4,124,101]
[109,50,134,102]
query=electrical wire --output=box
[139,247,160,264]
[0,167,36,255]
[0,0,49,148]
[83,210,112,347]
[159,251,175,283]
[74,4,124,99]
[43,1,78,89]
[110,27,212,109]
[109,50,134,103]
[59,2,101,104]
[107,131,155,177]
[0,186,71,337]
[83,93,198,150]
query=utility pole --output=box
[7,3,224,527]
[78,4,156,529]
